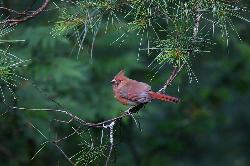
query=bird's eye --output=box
[111,79,116,85]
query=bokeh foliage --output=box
[0,0,250,165]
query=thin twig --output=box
[9,64,183,165]
[159,63,185,93]
[104,121,115,166]
[53,143,75,165]
[53,126,81,143]
[11,64,183,128]
[0,7,26,15]
[28,121,75,164]
[0,0,50,26]
[193,12,203,40]
[193,2,203,40]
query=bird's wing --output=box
[118,80,152,104]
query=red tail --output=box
[149,91,180,103]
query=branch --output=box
[27,122,75,165]
[104,121,115,166]
[10,65,183,165]
[11,107,106,128]
[0,7,26,15]
[193,3,203,40]
[159,63,185,93]
[0,0,50,27]
[12,64,182,127]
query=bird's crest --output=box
[114,69,127,81]
[117,69,125,76]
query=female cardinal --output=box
[111,70,180,106]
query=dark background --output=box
[0,0,250,165]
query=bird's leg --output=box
[125,107,132,115]
[126,109,140,130]
[129,104,145,114]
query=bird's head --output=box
[111,69,128,88]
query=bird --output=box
[111,70,180,106]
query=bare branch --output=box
[10,65,183,164]
[0,0,50,26]
[159,63,185,93]
[28,121,75,165]
[0,7,26,15]
[104,121,115,166]
[11,64,183,128]
[53,143,74,165]
[193,12,203,40]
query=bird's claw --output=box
[125,109,131,115]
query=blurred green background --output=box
[0,0,250,165]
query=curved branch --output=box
[0,0,50,26]
[10,65,183,165]
[0,7,26,15]
[12,64,183,128]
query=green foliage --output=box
[51,6,88,37]
[0,0,250,165]
[72,141,107,165]
[0,26,28,102]
[191,0,250,40]
[51,0,249,82]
